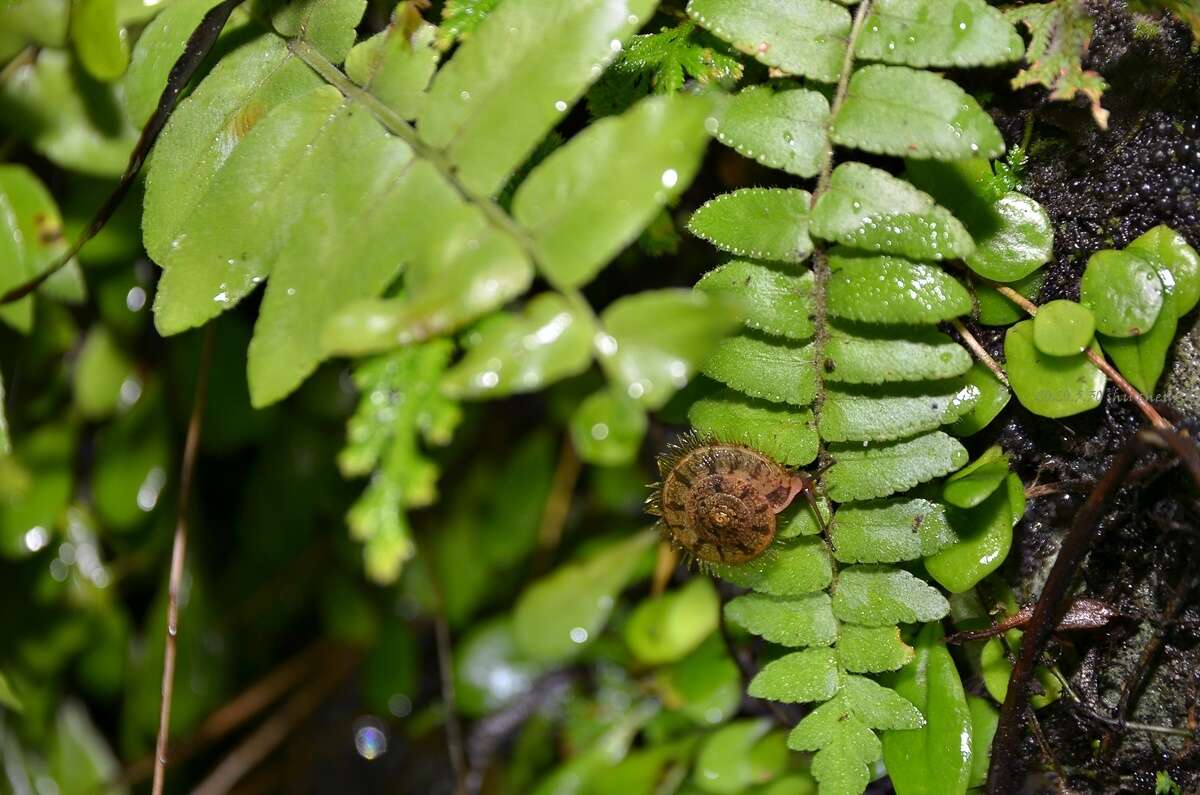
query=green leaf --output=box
[598,20,744,101]
[570,389,648,466]
[516,94,717,288]
[974,268,1044,325]
[0,165,83,331]
[966,696,999,789]
[831,65,1003,160]
[122,0,225,126]
[831,565,949,625]
[714,84,829,178]
[724,592,838,647]
[0,374,9,456]
[827,250,971,324]
[702,332,817,406]
[1100,287,1177,397]
[437,0,502,46]
[688,389,818,467]
[747,647,839,703]
[854,0,1024,67]
[981,628,1061,709]
[838,625,914,673]
[339,341,461,582]
[73,327,135,420]
[513,531,656,662]
[826,322,972,384]
[811,163,973,260]
[692,719,778,794]
[843,675,925,730]
[657,637,742,725]
[418,0,657,196]
[0,49,138,177]
[599,289,743,410]
[625,578,720,665]
[687,188,814,263]
[831,498,953,564]
[696,260,814,340]
[820,380,980,443]
[1080,249,1165,337]
[925,486,1014,593]
[1033,299,1095,357]
[441,294,595,398]
[880,622,973,795]
[1007,0,1108,127]
[1128,224,1200,315]
[143,2,368,260]
[47,701,122,795]
[1004,319,1105,418]
[687,0,851,83]
[70,0,129,81]
[712,536,833,596]
[964,192,1054,282]
[948,362,1010,436]
[0,669,20,712]
[789,698,881,795]
[827,431,968,503]
[455,617,547,717]
[941,444,1008,509]
[345,20,439,119]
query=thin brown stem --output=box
[652,541,678,597]
[416,548,467,795]
[951,318,1009,385]
[983,279,1170,430]
[152,326,215,795]
[536,435,581,552]
[188,654,355,795]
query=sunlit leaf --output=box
[941,444,1008,509]
[855,0,1024,67]
[702,332,817,406]
[516,94,717,287]
[831,498,953,564]
[827,250,971,325]
[70,0,129,81]
[826,431,968,502]
[838,625,914,673]
[122,0,226,126]
[687,0,851,83]
[625,578,720,665]
[419,0,657,195]
[748,647,839,703]
[842,675,924,730]
[724,592,838,647]
[811,163,973,260]
[687,188,814,263]
[925,486,1014,593]
[831,565,949,625]
[819,380,980,443]
[696,260,814,340]
[715,84,829,177]
[1005,319,1105,418]
[1033,299,1095,357]
[1128,224,1200,315]
[712,537,833,596]
[598,289,742,410]
[826,322,972,384]
[442,294,595,398]
[831,65,1004,160]
[1080,248,1165,338]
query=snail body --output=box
[648,435,813,565]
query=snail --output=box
[647,434,821,566]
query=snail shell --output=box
[648,436,808,565]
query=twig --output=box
[0,0,247,305]
[951,318,1009,385]
[188,654,355,795]
[152,326,216,795]
[119,643,332,788]
[1055,670,1196,739]
[651,541,678,597]
[417,549,467,795]
[984,281,1170,431]
[535,434,581,553]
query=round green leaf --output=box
[964,192,1053,282]
[624,578,720,665]
[1079,249,1165,338]
[1004,319,1105,418]
[1128,224,1200,315]
[1099,286,1178,397]
[941,444,1008,509]
[925,486,1013,593]
[981,629,1062,709]
[570,389,648,466]
[949,362,1011,436]
[692,719,783,794]
[1033,299,1095,356]
[70,0,129,81]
